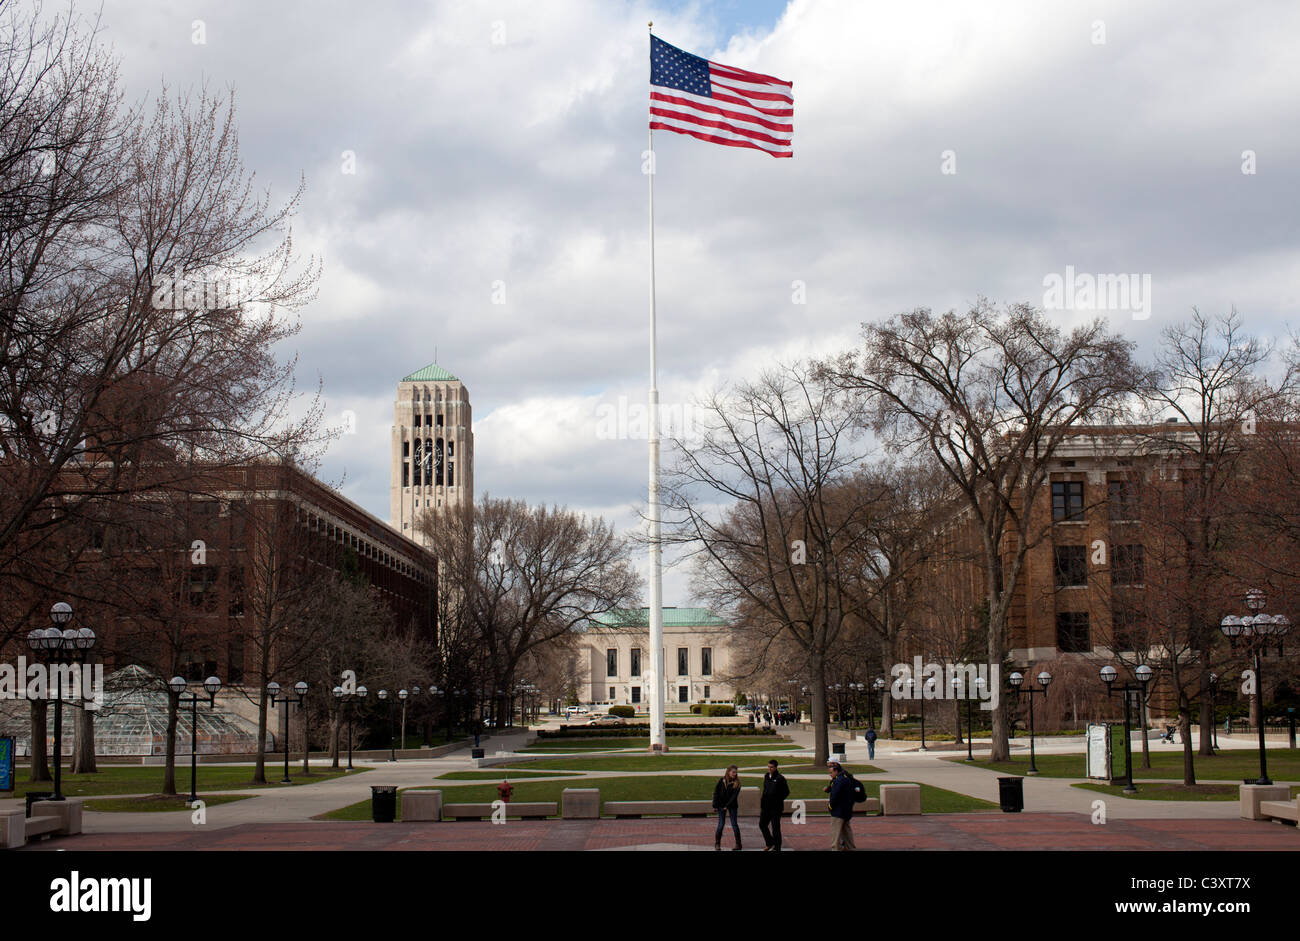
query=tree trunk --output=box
[810,651,829,766]
[28,699,50,783]
[1198,669,1215,756]
[988,608,1010,761]
[302,704,310,774]
[1179,703,1195,786]
[253,653,270,784]
[162,695,179,796]
[329,713,340,769]
[71,708,98,774]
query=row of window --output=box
[1054,610,1147,653]
[1053,544,1144,587]
[1051,480,1141,522]
[607,685,713,703]
[606,647,713,678]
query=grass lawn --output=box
[83,794,253,813]
[500,754,795,772]
[435,770,584,781]
[1073,782,1300,802]
[319,776,995,820]
[964,748,1300,782]
[6,763,363,798]
[776,763,881,776]
[522,734,790,752]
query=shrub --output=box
[608,705,636,718]
[702,704,736,717]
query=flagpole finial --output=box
[648,21,653,30]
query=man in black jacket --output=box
[760,759,791,851]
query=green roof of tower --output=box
[402,363,459,382]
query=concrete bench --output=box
[880,783,922,815]
[400,790,442,822]
[0,810,25,849]
[604,800,714,818]
[1258,799,1299,825]
[562,788,600,819]
[442,801,557,820]
[1240,784,1291,820]
[24,815,62,840]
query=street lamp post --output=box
[870,677,885,731]
[954,675,984,762]
[331,685,367,770]
[169,675,222,803]
[268,680,308,784]
[1221,588,1291,785]
[1208,673,1219,751]
[1099,663,1154,794]
[377,689,401,761]
[1008,670,1052,775]
[25,603,97,801]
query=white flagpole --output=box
[647,22,665,753]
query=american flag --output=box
[649,35,793,159]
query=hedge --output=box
[608,705,636,718]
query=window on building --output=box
[448,463,454,487]
[1056,611,1091,652]
[402,441,409,457]
[701,647,713,676]
[402,462,409,487]
[228,567,245,618]
[608,686,615,700]
[412,439,423,486]
[606,648,617,677]
[434,438,444,486]
[631,687,641,703]
[1052,480,1085,521]
[1053,545,1087,587]
[704,685,711,700]
[1112,544,1144,586]
[630,648,641,677]
[677,647,689,676]
[679,685,689,703]
[1108,480,1139,520]
[1112,608,1145,652]
[227,637,245,683]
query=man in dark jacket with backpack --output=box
[759,760,791,851]
[825,761,858,851]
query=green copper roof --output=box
[591,607,727,628]
[402,363,459,382]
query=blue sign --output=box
[0,737,13,792]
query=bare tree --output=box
[821,301,1142,760]
[665,362,880,765]
[421,496,640,731]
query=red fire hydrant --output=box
[497,779,514,803]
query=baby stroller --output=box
[1158,724,1178,744]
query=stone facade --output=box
[389,363,474,542]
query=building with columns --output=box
[579,607,737,710]
[390,362,474,542]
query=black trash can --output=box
[370,785,397,823]
[832,742,846,756]
[471,748,485,759]
[26,792,54,818]
[998,776,1024,813]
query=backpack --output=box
[848,774,867,804]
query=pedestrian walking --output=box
[760,759,790,851]
[824,761,858,851]
[712,764,743,851]
[865,727,877,760]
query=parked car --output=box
[588,714,626,726]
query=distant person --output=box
[824,761,857,851]
[865,727,878,760]
[712,764,743,851]
[760,760,790,851]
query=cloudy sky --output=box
[98,0,1300,605]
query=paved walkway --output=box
[21,812,1299,852]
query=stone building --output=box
[390,362,474,542]
[578,607,737,710]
